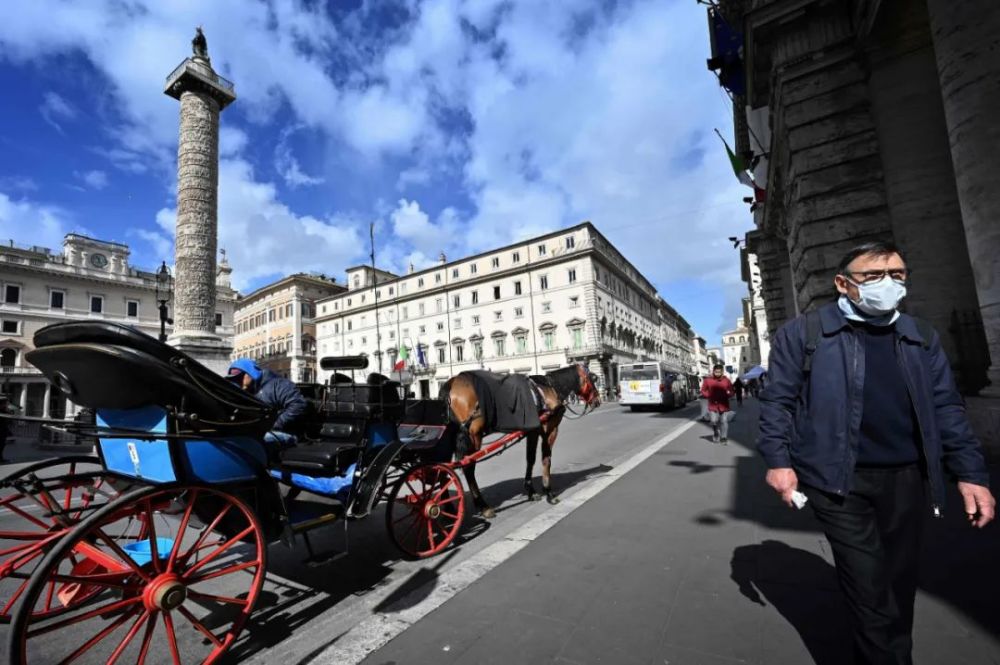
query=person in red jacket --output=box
[701,364,735,443]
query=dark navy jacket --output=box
[254,369,307,433]
[758,302,989,512]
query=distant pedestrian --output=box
[700,364,734,443]
[733,378,745,405]
[758,240,994,665]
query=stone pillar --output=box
[927,0,1000,393]
[18,383,27,414]
[42,383,51,419]
[164,32,236,374]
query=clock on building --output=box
[90,253,108,269]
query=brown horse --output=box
[440,365,600,518]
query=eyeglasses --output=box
[844,269,909,284]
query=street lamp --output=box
[155,261,173,343]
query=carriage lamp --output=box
[155,261,174,342]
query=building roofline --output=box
[238,273,344,303]
[64,233,130,250]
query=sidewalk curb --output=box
[316,413,700,665]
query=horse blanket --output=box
[463,371,542,433]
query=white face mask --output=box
[847,276,907,315]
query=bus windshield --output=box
[620,365,660,381]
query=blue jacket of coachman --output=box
[757,302,989,512]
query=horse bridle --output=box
[575,365,602,414]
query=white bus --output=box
[618,361,689,411]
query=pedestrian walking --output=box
[758,240,995,665]
[700,364,734,443]
[733,378,745,405]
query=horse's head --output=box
[574,364,601,411]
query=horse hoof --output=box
[546,495,560,505]
[480,506,496,519]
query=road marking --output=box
[317,414,699,665]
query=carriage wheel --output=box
[0,456,135,623]
[8,484,267,665]
[385,464,465,558]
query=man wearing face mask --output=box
[757,241,994,665]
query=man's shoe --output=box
[720,437,728,444]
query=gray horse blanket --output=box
[464,371,541,433]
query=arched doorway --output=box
[0,348,16,368]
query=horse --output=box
[439,364,600,518]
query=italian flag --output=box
[393,345,409,371]
[716,128,755,189]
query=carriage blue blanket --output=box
[268,464,355,502]
[464,371,541,433]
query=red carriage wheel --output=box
[385,464,465,558]
[8,484,267,665]
[0,456,135,623]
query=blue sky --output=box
[0,0,752,344]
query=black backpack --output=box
[801,309,935,375]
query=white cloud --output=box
[74,169,108,190]
[274,127,324,188]
[0,176,38,192]
[0,192,73,249]
[39,91,76,133]
[219,127,248,158]
[131,228,173,262]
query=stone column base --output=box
[966,395,1000,463]
[167,334,233,376]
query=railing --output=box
[0,366,42,375]
[165,58,235,92]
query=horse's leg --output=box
[541,425,560,504]
[524,432,540,501]
[460,425,495,519]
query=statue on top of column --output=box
[192,27,209,60]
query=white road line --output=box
[315,415,699,665]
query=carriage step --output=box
[285,499,342,535]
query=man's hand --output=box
[766,468,799,508]
[957,482,995,528]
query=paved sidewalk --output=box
[362,400,1000,665]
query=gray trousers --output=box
[708,411,729,439]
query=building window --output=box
[389,287,395,295]
[215,312,223,326]
[472,315,480,325]
[419,303,426,316]
[541,301,552,313]
[389,330,396,340]
[493,286,501,300]
[347,320,353,331]
[436,347,445,363]
[543,331,555,350]
[49,290,64,309]
[569,296,580,308]
[286,304,293,317]
[453,295,460,308]
[516,335,527,354]
[321,305,327,314]
[1,320,19,335]
[126,300,139,318]
[452,268,459,279]
[512,251,520,263]
[491,257,500,269]
[90,296,104,314]
[419,325,426,334]
[4,285,20,304]
[566,236,575,249]
[436,299,443,313]
[353,275,361,289]
[473,340,483,359]
[437,322,445,332]
[361,336,367,345]
[514,281,522,295]
[572,328,583,349]
[454,317,462,330]
[537,244,547,256]
[514,307,524,318]
[494,338,505,356]
[494,310,503,321]
[361,315,367,327]
[568,269,577,283]
[400,283,407,294]
[418,278,425,287]
[0,347,16,366]
[455,344,464,361]
[472,290,479,305]
[403,306,409,319]
[436,273,442,284]
[334,323,340,333]
[539,275,549,290]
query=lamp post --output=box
[155,261,174,343]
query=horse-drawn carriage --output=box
[0,321,599,664]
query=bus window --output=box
[620,365,659,381]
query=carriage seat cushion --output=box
[278,441,360,474]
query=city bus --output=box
[618,361,690,411]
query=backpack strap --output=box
[802,309,823,375]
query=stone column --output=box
[164,32,236,374]
[42,383,51,419]
[927,0,1000,392]
[18,383,27,414]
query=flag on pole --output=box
[715,128,755,189]
[416,344,427,368]
[393,345,409,371]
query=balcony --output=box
[164,58,236,109]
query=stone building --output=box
[721,317,752,378]
[710,0,999,447]
[232,273,344,383]
[314,222,694,399]
[0,234,236,417]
